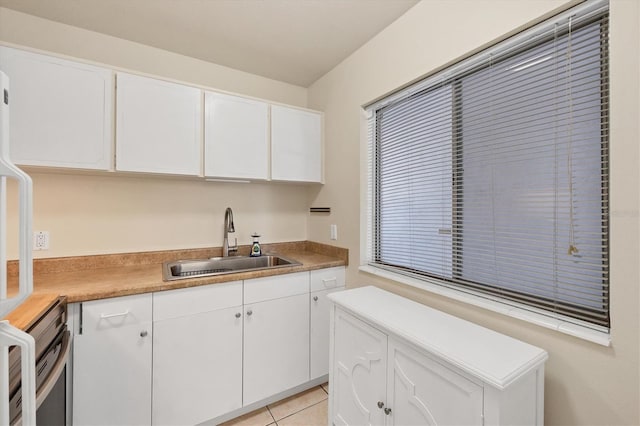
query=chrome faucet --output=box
[223,207,238,256]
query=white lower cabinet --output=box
[71,267,345,425]
[72,294,152,426]
[310,267,346,379]
[152,282,243,425]
[243,272,310,406]
[387,338,483,426]
[332,308,388,426]
[329,286,548,426]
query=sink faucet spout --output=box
[223,207,238,256]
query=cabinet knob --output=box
[377,401,384,409]
[384,408,392,415]
[235,312,241,318]
[246,309,253,316]
[140,330,148,338]
[313,296,319,302]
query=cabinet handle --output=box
[140,330,148,338]
[235,312,241,318]
[384,408,392,415]
[377,401,384,409]
[246,309,253,316]
[313,296,319,302]
[100,310,130,319]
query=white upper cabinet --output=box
[116,72,202,175]
[271,105,322,183]
[0,47,113,170]
[0,47,325,182]
[204,92,269,180]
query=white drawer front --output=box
[153,281,242,321]
[310,266,345,292]
[244,272,310,304]
[80,293,152,334]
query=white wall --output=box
[0,7,312,258]
[308,0,639,425]
[5,173,309,257]
[0,7,307,106]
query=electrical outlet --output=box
[330,224,338,240]
[33,231,50,250]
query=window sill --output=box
[359,264,611,347]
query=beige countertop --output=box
[6,241,348,304]
[3,292,61,330]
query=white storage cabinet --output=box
[0,46,113,170]
[204,91,269,180]
[271,105,322,183]
[116,72,201,175]
[152,281,243,425]
[310,266,345,380]
[329,286,548,426]
[243,271,310,405]
[72,294,152,425]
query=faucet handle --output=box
[229,238,238,253]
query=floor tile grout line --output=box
[266,405,276,425]
[268,385,328,422]
[273,398,329,425]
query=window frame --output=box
[361,0,610,346]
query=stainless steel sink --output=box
[163,255,301,281]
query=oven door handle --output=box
[35,330,70,409]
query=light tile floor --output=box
[220,383,329,426]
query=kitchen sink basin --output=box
[163,255,301,281]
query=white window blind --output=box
[366,0,609,329]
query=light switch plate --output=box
[330,224,338,240]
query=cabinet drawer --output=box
[244,272,309,304]
[310,267,345,292]
[153,281,242,321]
[79,294,152,334]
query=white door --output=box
[0,46,113,170]
[116,72,201,175]
[72,294,152,426]
[152,306,243,425]
[387,338,483,426]
[310,287,343,379]
[332,309,387,426]
[204,92,269,180]
[243,293,310,405]
[271,105,322,183]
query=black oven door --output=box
[10,329,70,425]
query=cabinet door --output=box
[332,309,387,426]
[243,293,310,405]
[387,338,483,426]
[204,92,268,180]
[271,105,322,183]
[310,286,344,380]
[0,46,113,170]
[73,294,152,426]
[153,306,243,425]
[116,72,201,175]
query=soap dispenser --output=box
[250,233,262,257]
